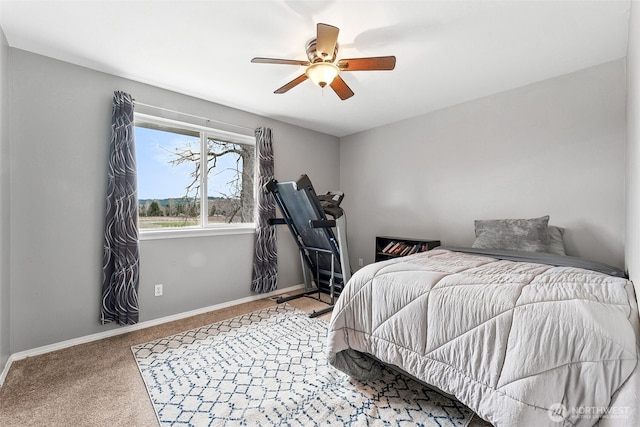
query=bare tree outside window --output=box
[169,138,255,224]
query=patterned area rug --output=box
[132,304,473,426]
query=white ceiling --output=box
[0,0,632,137]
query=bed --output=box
[326,217,640,427]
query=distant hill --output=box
[139,196,234,207]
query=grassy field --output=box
[139,216,234,229]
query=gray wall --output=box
[626,1,640,300]
[0,26,11,369]
[2,40,631,356]
[8,49,340,353]
[340,59,626,270]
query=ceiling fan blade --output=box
[274,74,309,94]
[330,75,354,100]
[316,23,339,60]
[337,56,396,71]
[251,57,310,66]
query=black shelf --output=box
[375,236,441,262]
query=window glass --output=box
[206,138,255,224]
[135,116,255,231]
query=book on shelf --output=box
[382,241,396,252]
[380,240,431,256]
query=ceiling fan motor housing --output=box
[306,39,339,63]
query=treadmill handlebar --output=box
[309,219,337,229]
[268,218,287,225]
[264,178,278,193]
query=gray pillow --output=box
[547,225,566,256]
[472,215,550,252]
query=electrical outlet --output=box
[154,284,163,297]
[358,258,364,267]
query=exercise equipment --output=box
[265,174,351,317]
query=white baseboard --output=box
[0,284,305,388]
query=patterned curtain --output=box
[101,91,140,325]
[251,127,278,293]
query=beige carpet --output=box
[0,295,493,426]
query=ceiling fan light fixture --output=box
[305,62,339,88]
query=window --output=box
[134,114,255,234]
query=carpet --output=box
[132,304,474,426]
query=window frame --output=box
[134,113,256,240]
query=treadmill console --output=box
[318,191,345,218]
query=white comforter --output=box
[327,249,639,426]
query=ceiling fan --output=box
[251,23,396,100]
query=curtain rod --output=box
[134,101,255,133]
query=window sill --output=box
[139,224,256,241]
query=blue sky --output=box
[135,126,240,200]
